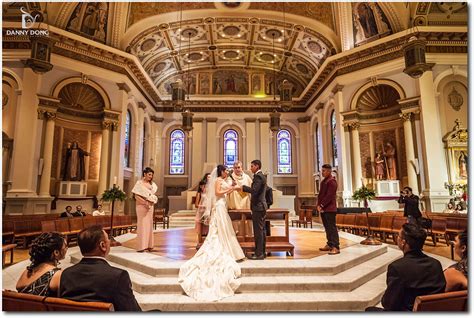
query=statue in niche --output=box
[458,151,468,179]
[63,141,89,181]
[375,152,386,180]
[369,3,390,34]
[383,142,397,180]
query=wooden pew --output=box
[2,290,114,311]
[413,290,467,311]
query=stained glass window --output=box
[124,110,131,168]
[277,129,292,174]
[331,110,338,166]
[223,129,238,168]
[170,129,185,174]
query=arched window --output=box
[315,123,320,171]
[169,129,185,174]
[223,129,238,168]
[277,129,292,174]
[124,110,131,168]
[331,110,338,166]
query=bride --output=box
[178,165,246,301]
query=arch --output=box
[350,79,406,110]
[216,120,246,138]
[126,98,140,125]
[51,76,111,110]
[378,2,405,32]
[55,2,80,28]
[124,109,132,168]
[280,120,300,138]
[434,67,468,93]
[2,68,23,92]
[162,120,181,139]
[223,129,239,168]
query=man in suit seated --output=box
[367,223,446,311]
[73,205,87,217]
[60,205,74,218]
[59,225,141,311]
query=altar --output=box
[375,180,400,197]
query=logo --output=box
[20,7,40,29]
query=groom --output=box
[242,159,267,260]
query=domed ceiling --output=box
[124,2,337,101]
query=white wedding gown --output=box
[178,180,245,301]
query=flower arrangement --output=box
[101,185,127,202]
[445,182,467,196]
[352,185,377,202]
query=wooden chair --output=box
[13,221,42,248]
[343,214,356,234]
[2,243,16,266]
[153,208,169,229]
[291,209,312,228]
[430,217,448,246]
[41,220,56,233]
[352,214,368,236]
[376,215,394,242]
[82,216,97,229]
[2,290,114,311]
[446,217,467,241]
[385,216,407,243]
[413,290,467,311]
[54,220,73,244]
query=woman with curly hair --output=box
[16,232,68,296]
[444,230,468,292]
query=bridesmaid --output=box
[132,167,158,252]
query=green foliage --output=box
[445,182,467,196]
[101,185,127,202]
[352,186,376,202]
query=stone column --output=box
[417,69,450,211]
[298,116,313,196]
[259,119,271,176]
[190,118,204,186]
[97,121,112,197]
[38,109,57,196]
[349,122,362,189]
[206,118,218,164]
[400,112,419,195]
[245,118,257,168]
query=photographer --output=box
[398,187,422,225]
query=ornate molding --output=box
[399,112,412,122]
[331,84,344,95]
[297,116,311,123]
[103,110,121,131]
[117,83,131,93]
[138,101,147,110]
[37,95,60,120]
[349,122,360,130]
[244,118,257,122]
[150,115,164,122]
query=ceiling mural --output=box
[352,2,392,47]
[66,2,109,43]
[128,13,332,99]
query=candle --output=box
[113,176,117,185]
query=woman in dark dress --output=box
[16,232,68,296]
[444,230,467,292]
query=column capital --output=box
[150,115,164,122]
[117,82,131,93]
[37,95,59,120]
[297,116,311,123]
[37,108,57,120]
[331,84,344,95]
[103,110,121,131]
[349,122,360,130]
[399,112,413,122]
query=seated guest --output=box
[92,204,106,216]
[443,202,456,214]
[16,232,67,296]
[444,230,468,292]
[367,224,446,311]
[59,225,141,311]
[60,205,74,218]
[73,205,86,217]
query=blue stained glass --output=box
[277,129,292,174]
[124,110,131,167]
[224,129,238,168]
[170,129,185,174]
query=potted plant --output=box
[101,185,127,246]
[352,185,380,245]
[352,185,376,208]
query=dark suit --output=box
[317,176,339,249]
[381,249,446,311]
[59,258,141,311]
[398,195,422,223]
[242,171,267,257]
[73,211,86,217]
[60,211,74,218]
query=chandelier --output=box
[403,36,431,79]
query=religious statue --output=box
[63,141,89,181]
[458,151,468,179]
[383,142,397,180]
[375,152,385,180]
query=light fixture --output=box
[269,30,281,132]
[279,79,293,112]
[24,8,54,74]
[171,3,186,112]
[181,29,193,132]
[403,36,431,79]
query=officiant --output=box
[227,160,252,209]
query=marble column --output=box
[206,118,217,164]
[400,112,419,195]
[38,111,57,197]
[418,69,450,211]
[97,121,111,197]
[350,122,362,189]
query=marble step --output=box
[133,271,388,311]
[70,244,388,278]
[126,247,400,294]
